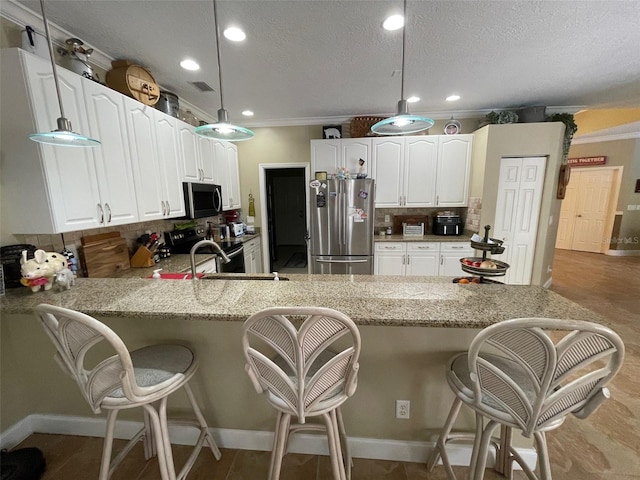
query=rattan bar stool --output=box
[34,304,222,480]
[242,306,361,480]
[427,317,624,480]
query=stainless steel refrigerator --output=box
[310,178,375,274]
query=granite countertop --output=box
[1,272,604,329]
[113,233,262,279]
[375,234,472,243]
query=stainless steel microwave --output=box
[183,182,223,219]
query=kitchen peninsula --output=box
[1,275,605,461]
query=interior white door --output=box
[571,169,614,252]
[493,157,546,285]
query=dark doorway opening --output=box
[265,168,308,273]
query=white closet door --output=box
[494,157,546,285]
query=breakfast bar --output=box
[0,275,606,461]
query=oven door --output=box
[218,244,245,273]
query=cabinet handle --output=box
[436,195,439,205]
[105,203,112,223]
[161,201,167,216]
[407,255,410,264]
[440,255,443,265]
[97,204,104,224]
[200,168,204,181]
[166,201,171,215]
[402,255,405,265]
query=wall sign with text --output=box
[568,156,607,166]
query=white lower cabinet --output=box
[243,237,263,274]
[374,241,473,276]
[439,242,475,277]
[374,242,439,276]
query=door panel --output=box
[571,170,613,252]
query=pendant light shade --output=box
[371,0,433,136]
[195,0,254,142]
[29,0,100,147]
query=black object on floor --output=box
[0,448,46,480]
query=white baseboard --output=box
[0,413,537,469]
[606,249,640,256]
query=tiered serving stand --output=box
[454,225,510,284]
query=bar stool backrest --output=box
[467,317,625,437]
[242,306,361,424]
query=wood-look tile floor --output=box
[12,249,640,479]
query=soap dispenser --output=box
[152,268,162,279]
[273,271,280,281]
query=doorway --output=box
[259,164,310,274]
[555,167,622,253]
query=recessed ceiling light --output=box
[407,96,420,103]
[224,27,246,42]
[383,14,404,31]
[446,95,461,102]
[242,110,254,117]
[180,59,200,71]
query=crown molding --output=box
[572,121,640,144]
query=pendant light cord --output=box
[400,0,407,101]
[40,0,65,119]
[213,0,225,111]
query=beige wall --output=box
[575,109,640,135]
[567,138,640,250]
[475,123,566,286]
[1,312,490,444]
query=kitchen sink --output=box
[201,274,289,281]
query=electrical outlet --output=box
[384,214,390,223]
[396,400,410,419]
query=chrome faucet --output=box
[190,239,230,279]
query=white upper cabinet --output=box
[211,140,240,210]
[224,143,242,210]
[154,112,186,218]
[404,137,438,207]
[370,135,472,207]
[436,135,473,206]
[311,138,372,177]
[311,139,340,175]
[83,78,139,226]
[371,138,404,207]
[125,98,186,220]
[182,125,216,183]
[0,49,102,233]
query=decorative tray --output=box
[459,257,510,276]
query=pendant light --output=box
[371,0,434,135]
[195,0,254,142]
[29,0,100,147]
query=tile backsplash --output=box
[11,215,226,276]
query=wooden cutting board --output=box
[81,235,131,278]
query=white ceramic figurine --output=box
[20,249,68,292]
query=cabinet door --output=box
[125,98,165,221]
[194,135,216,184]
[155,113,186,218]
[311,140,340,176]
[371,138,404,207]
[226,143,241,210]
[404,137,437,207]
[374,242,405,275]
[23,53,103,231]
[342,139,371,176]
[180,122,201,182]
[405,243,439,276]
[439,243,474,276]
[83,79,139,226]
[436,135,472,206]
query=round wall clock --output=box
[444,118,461,135]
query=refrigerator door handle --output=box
[315,259,369,264]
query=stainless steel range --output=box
[165,226,245,273]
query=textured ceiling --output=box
[5,0,640,127]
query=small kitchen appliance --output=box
[432,212,463,236]
[183,182,223,219]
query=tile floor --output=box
[11,249,640,479]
